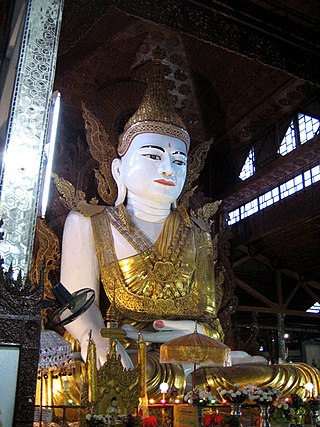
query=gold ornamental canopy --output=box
[160,328,231,389]
[160,331,231,367]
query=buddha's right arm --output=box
[60,210,107,366]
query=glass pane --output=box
[278,122,296,156]
[239,147,255,180]
[259,187,280,210]
[298,113,320,144]
[228,208,240,225]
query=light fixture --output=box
[40,91,61,218]
[305,382,314,397]
[159,382,169,403]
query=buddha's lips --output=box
[154,179,175,186]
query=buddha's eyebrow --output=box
[172,151,187,157]
[140,145,165,152]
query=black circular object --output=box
[48,287,95,327]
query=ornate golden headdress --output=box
[118,61,190,156]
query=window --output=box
[259,188,280,210]
[278,113,319,156]
[228,164,320,225]
[278,122,296,156]
[239,147,255,180]
[228,208,240,225]
[306,302,320,314]
[228,111,320,226]
[298,113,320,144]
[279,175,303,199]
[240,198,259,218]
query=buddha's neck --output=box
[126,193,171,223]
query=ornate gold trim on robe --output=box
[91,207,217,323]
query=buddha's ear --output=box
[111,157,126,206]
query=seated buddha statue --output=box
[60,62,224,369]
[59,62,320,399]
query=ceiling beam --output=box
[237,305,320,318]
[235,277,275,308]
[115,0,320,85]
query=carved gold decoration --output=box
[53,173,105,217]
[30,218,60,323]
[201,362,320,400]
[180,138,214,208]
[82,103,118,205]
[118,61,190,156]
[93,349,140,416]
[52,173,86,211]
[191,200,221,233]
[90,207,221,323]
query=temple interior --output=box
[0,1,320,426]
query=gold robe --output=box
[90,206,222,334]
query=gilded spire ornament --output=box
[118,61,190,156]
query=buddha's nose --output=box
[159,156,174,176]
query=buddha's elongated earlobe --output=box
[111,158,126,205]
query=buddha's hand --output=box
[123,320,205,343]
[153,319,204,333]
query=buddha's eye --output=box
[142,154,161,160]
[173,159,186,166]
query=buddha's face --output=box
[115,133,187,205]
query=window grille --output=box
[298,113,320,144]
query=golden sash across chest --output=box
[90,206,212,322]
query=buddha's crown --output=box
[118,61,190,156]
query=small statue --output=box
[106,397,122,418]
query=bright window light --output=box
[229,113,320,226]
[306,302,320,314]
[40,91,61,218]
[259,188,280,210]
[239,147,255,180]
[240,198,259,219]
[228,208,240,225]
[279,174,303,199]
[229,164,320,225]
[278,122,296,156]
[304,169,312,187]
[298,113,320,144]
[311,165,320,183]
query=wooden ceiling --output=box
[1,1,320,345]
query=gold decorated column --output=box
[86,330,98,405]
[138,333,149,419]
